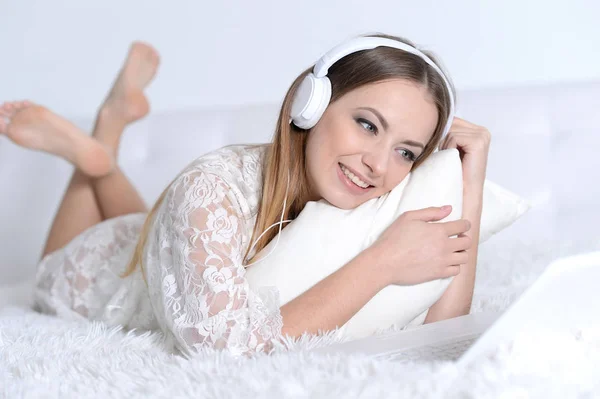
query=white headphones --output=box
[246,37,456,267]
[289,36,456,139]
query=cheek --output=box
[306,129,327,169]
[334,119,363,146]
[305,131,329,187]
[319,115,359,146]
[307,122,346,169]
[381,169,412,192]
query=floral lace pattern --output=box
[34,144,284,357]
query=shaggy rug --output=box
[1,229,600,398]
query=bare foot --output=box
[101,41,160,125]
[0,101,114,177]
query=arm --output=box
[423,115,491,324]
[424,183,483,324]
[280,247,388,338]
[144,169,388,357]
[144,170,283,357]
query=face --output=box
[304,79,439,210]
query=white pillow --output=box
[245,149,531,339]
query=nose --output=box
[362,145,389,179]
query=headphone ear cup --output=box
[290,74,332,129]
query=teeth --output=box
[340,164,370,188]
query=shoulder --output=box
[187,144,268,173]
[172,143,270,220]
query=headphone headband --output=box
[290,36,455,137]
[313,37,455,135]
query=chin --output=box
[321,193,367,210]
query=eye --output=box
[397,149,417,162]
[356,118,377,134]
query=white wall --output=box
[2,0,599,119]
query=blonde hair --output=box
[120,32,456,280]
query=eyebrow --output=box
[356,107,425,150]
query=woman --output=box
[0,33,490,358]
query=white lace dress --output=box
[33,144,284,358]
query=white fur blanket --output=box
[1,232,600,398]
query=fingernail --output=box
[441,205,451,211]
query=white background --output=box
[1,0,599,286]
[2,0,599,119]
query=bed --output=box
[1,80,599,397]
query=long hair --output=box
[120,32,456,280]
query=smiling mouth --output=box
[338,163,374,190]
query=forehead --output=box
[336,79,439,142]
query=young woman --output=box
[0,33,490,358]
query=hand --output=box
[439,117,492,188]
[369,206,472,286]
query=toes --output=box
[0,102,15,117]
[15,100,32,110]
[0,100,36,134]
[0,100,33,118]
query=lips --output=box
[338,163,374,194]
[339,163,373,188]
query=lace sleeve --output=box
[144,169,284,358]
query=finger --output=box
[451,117,482,129]
[448,252,469,266]
[443,219,471,236]
[450,117,466,126]
[439,131,471,150]
[448,235,472,252]
[440,265,461,278]
[445,137,457,150]
[442,132,485,152]
[444,133,471,150]
[406,206,451,222]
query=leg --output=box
[42,172,105,259]
[90,42,160,220]
[44,42,160,254]
[0,43,160,259]
[0,103,112,258]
